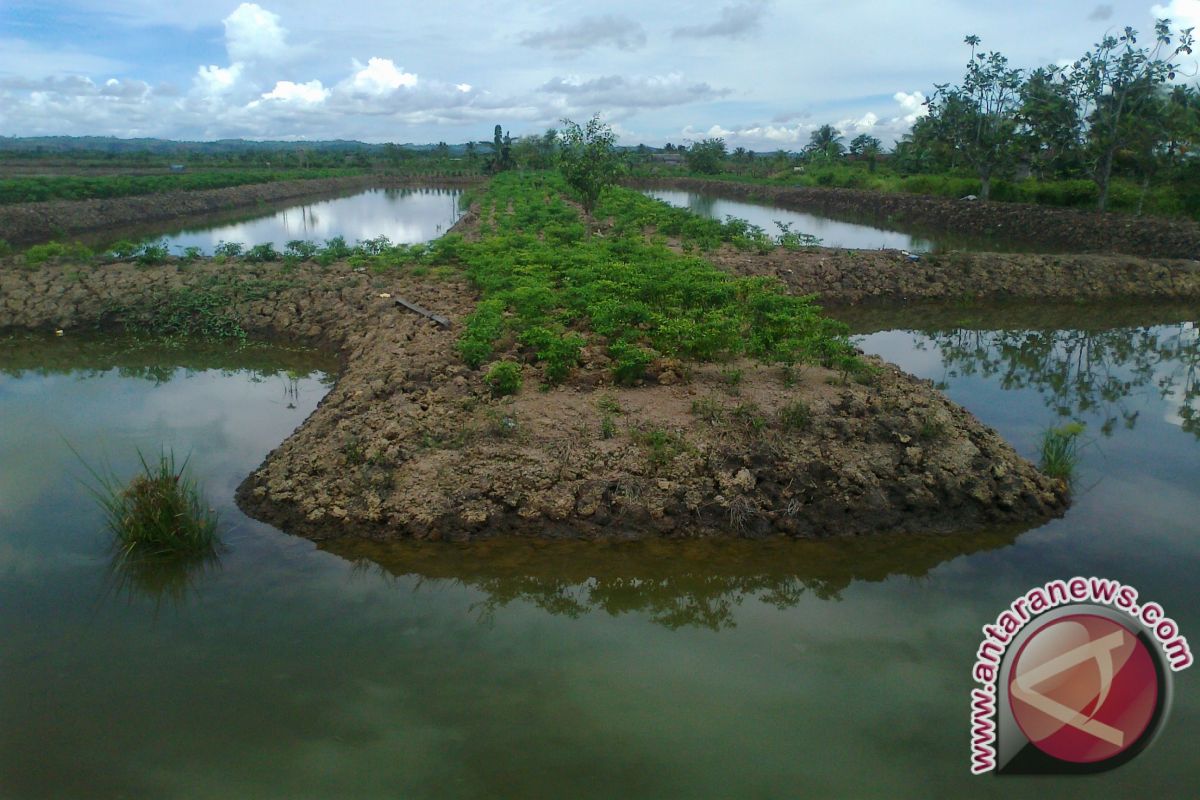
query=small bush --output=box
[244,243,280,263]
[177,245,203,264]
[0,238,14,257]
[24,241,68,266]
[285,239,319,260]
[609,339,655,385]
[213,240,244,259]
[600,413,616,439]
[779,399,812,431]
[485,361,523,397]
[136,240,170,266]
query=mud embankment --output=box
[629,177,1200,260]
[0,175,483,245]
[705,246,1200,306]
[0,258,1066,542]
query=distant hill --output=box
[0,136,473,156]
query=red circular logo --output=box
[1008,613,1159,764]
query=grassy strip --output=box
[0,168,362,205]
[359,171,857,384]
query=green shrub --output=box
[485,360,523,396]
[609,339,655,385]
[135,240,170,265]
[213,240,244,259]
[285,239,319,260]
[24,240,92,266]
[244,243,280,263]
[0,238,14,257]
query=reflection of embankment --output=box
[627,177,1200,259]
[843,303,1200,438]
[323,529,1027,629]
[0,332,338,383]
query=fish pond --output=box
[643,187,1035,253]
[0,303,1197,798]
[94,187,465,255]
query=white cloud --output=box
[349,57,418,94]
[261,79,329,104]
[1151,1,1200,31]
[456,83,472,93]
[195,63,244,95]
[223,3,289,64]
[893,91,929,125]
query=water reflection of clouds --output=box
[645,190,936,251]
[163,188,463,252]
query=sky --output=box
[0,0,1197,149]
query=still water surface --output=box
[1,308,1197,798]
[123,187,463,254]
[644,188,1029,253]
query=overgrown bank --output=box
[627,177,1200,260]
[0,173,1069,541]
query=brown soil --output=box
[0,174,483,245]
[0,229,1068,542]
[629,177,1200,260]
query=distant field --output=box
[0,168,364,204]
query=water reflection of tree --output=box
[923,322,1199,437]
[327,528,1025,631]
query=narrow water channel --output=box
[0,306,1196,798]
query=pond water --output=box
[1,307,1197,798]
[103,187,464,254]
[644,188,1015,253]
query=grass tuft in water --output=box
[79,448,220,558]
[1039,422,1085,484]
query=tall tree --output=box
[1018,67,1082,178]
[848,133,882,171]
[806,125,845,160]
[927,35,1024,200]
[685,138,727,174]
[1062,20,1194,211]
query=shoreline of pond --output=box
[0,174,484,245]
[0,240,1068,542]
[627,177,1200,260]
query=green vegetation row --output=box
[0,168,362,204]
[446,172,856,385]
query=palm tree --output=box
[806,124,845,160]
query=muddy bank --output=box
[0,258,1066,541]
[704,245,1200,306]
[629,177,1200,260]
[0,174,483,245]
